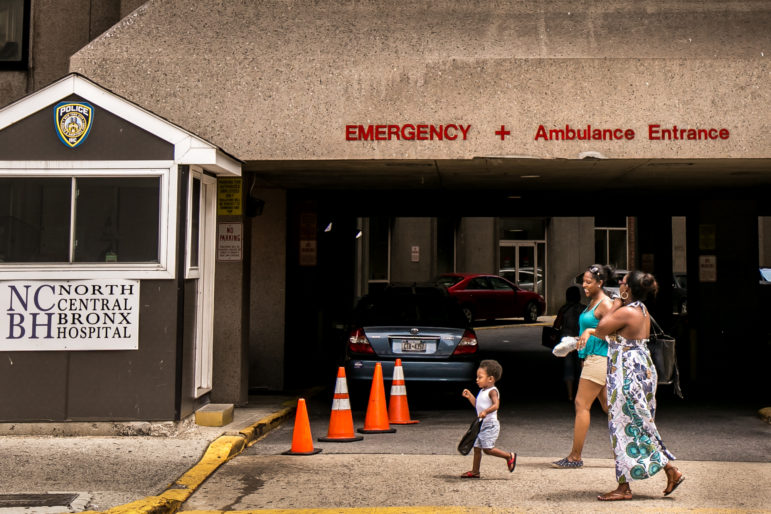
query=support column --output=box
[635,214,674,329]
[685,199,761,399]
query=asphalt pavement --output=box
[2,390,769,513]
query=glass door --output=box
[499,241,546,297]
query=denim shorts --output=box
[474,418,500,449]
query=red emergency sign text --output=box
[346,124,471,141]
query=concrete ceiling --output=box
[246,158,771,192]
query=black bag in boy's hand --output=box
[648,316,684,398]
[457,417,483,455]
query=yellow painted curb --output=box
[160,435,246,503]
[83,393,315,513]
[181,508,520,514]
[239,403,296,447]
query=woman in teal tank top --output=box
[577,299,608,360]
[552,264,614,469]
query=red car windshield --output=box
[436,275,463,288]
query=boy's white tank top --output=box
[476,386,498,421]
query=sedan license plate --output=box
[401,340,426,352]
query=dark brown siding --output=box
[0,94,173,161]
[0,280,180,421]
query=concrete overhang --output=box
[70,1,770,165]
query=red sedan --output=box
[437,273,546,323]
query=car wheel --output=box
[523,301,539,323]
[462,306,474,323]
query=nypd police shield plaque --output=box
[54,101,94,148]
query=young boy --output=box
[461,359,517,478]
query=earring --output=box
[620,291,629,300]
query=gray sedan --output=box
[344,285,479,392]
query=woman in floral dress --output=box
[589,270,685,501]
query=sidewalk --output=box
[0,393,300,513]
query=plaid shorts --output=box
[474,418,500,449]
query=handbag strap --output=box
[649,315,665,337]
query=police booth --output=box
[0,74,241,422]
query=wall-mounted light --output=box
[324,222,333,232]
[355,230,362,239]
[245,177,265,217]
[246,195,265,217]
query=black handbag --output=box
[542,307,564,349]
[457,417,482,455]
[541,326,560,349]
[648,317,684,398]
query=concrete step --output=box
[195,403,234,427]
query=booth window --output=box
[0,176,160,264]
[0,0,30,70]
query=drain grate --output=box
[0,493,78,507]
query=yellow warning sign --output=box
[217,177,242,216]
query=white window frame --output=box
[0,160,178,279]
[186,167,217,397]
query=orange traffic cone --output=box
[318,367,363,442]
[282,398,322,455]
[357,362,396,434]
[388,359,419,424]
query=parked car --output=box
[673,273,687,314]
[436,273,546,322]
[499,267,544,295]
[344,284,479,393]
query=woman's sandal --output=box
[664,466,685,496]
[507,452,517,472]
[460,471,480,479]
[597,488,633,501]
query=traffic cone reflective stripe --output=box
[331,396,351,411]
[282,398,322,455]
[319,367,363,442]
[388,358,419,424]
[358,362,396,434]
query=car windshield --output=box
[436,275,463,287]
[354,293,467,328]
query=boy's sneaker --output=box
[551,457,583,469]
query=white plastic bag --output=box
[552,336,578,357]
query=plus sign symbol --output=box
[495,125,511,140]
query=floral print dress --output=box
[606,302,676,484]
